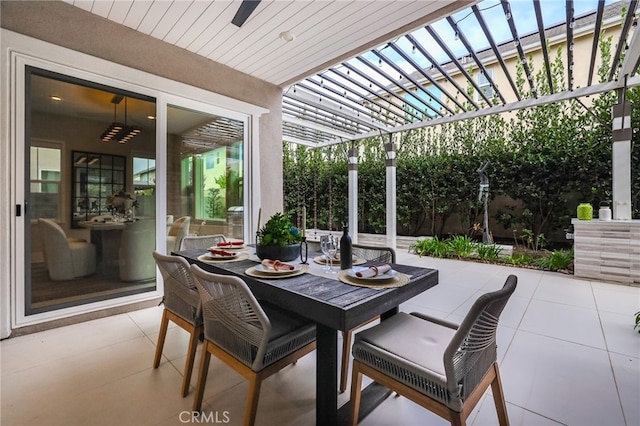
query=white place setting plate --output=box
[347,266,398,281]
[255,263,301,274]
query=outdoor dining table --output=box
[176,248,439,425]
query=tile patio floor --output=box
[2,252,639,425]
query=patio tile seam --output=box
[603,348,633,426]
[513,328,610,353]
[484,397,569,426]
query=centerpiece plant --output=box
[256,212,303,261]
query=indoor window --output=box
[30,144,61,220]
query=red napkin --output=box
[209,248,235,256]
[261,259,295,271]
[218,240,244,247]
[355,264,392,278]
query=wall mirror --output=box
[71,151,126,227]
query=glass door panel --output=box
[26,67,157,314]
[166,105,245,249]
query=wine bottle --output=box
[340,224,352,270]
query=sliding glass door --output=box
[25,67,157,314]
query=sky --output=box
[386,0,616,72]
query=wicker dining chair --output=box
[179,234,226,251]
[152,251,203,397]
[189,264,317,426]
[350,275,517,426]
[339,244,397,393]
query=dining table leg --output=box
[316,313,397,426]
[316,323,338,426]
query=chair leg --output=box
[244,375,262,426]
[181,324,203,397]
[350,360,364,426]
[192,341,212,412]
[490,363,509,426]
[153,309,169,368]
[449,410,465,426]
[340,330,352,393]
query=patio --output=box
[2,252,638,426]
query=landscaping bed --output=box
[409,235,574,273]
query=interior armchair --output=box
[166,216,190,253]
[38,218,96,281]
[119,220,156,282]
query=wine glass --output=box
[326,236,337,274]
[320,235,331,272]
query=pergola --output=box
[283,0,640,146]
[282,0,640,250]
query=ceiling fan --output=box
[231,0,261,27]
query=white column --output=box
[348,146,358,244]
[612,102,632,220]
[385,138,397,249]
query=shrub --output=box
[409,237,452,258]
[448,235,477,258]
[535,249,573,271]
[504,253,532,266]
[409,238,436,257]
[476,243,503,261]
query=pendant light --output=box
[100,95,141,143]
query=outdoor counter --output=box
[572,218,640,285]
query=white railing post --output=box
[611,101,632,220]
[385,136,397,249]
[348,145,358,243]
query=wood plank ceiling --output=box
[64,0,469,87]
[63,0,640,147]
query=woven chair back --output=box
[352,244,396,263]
[180,234,226,251]
[153,251,201,325]
[444,275,517,401]
[189,265,272,371]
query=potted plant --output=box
[255,212,303,261]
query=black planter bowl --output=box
[255,243,300,262]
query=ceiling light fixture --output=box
[88,157,100,165]
[279,31,295,42]
[50,95,63,102]
[100,95,141,143]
